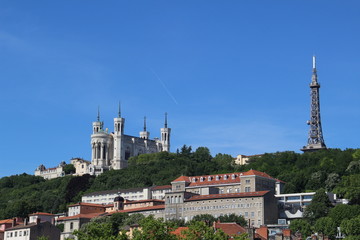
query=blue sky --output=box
[0,1,359,177]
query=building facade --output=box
[81,185,172,205]
[4,221,60,240]
[163,170,280,227]
[34,162,66,180]
[89,110,171,175]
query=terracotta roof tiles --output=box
[172,170,279,187]
[214,222,247,236]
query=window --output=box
[208,176,212,181]
[224,175,228,180]
[245,187,250,192]
[245,179,250,184]
[232,174,236,179]
[251,212,254,217]
[303,195,313,200]
[70,222,74,230]
[216,175,220,180]
[287,196,300,201]
[245,212,248,217]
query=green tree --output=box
[334,174,360,204]
[132,215,177,240]
[314,217,337,239]
[346,161,360,174]
[340,216,360,238]
[218,214,247,226]
[328,204,360,226]
[289,219,312,238]
[63,164,76,175]
[74,221,126,240]
[37,236,49,240]
[325,173,340,191]
[189,214,216,226]
[304,188,332,224]
[181,221,228,240]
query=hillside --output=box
[0,146,359,220]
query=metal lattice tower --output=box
[301,56,327,152]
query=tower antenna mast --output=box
[301,56,327,152]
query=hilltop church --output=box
[35,108,171,178]
[89,109,171,175]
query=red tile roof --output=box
[0,219,13,224]
[214,222,247,236]
[57,212,105,221]
[110,205,165,214]
[172,176,190,182]
[125,199,164,204]
[256,226,268,240]
[186,191,270,201]
[68,202,106,208]
[29,212,55,216]
[283,229,291,237]
[151,185,172,190]
[172,170,279,187]
[170,226,189,238]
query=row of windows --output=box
[186,198,261,205]
[6,230,29,238]
[179,203,262,212]
[190,174,239,183]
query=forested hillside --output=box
[0,146,359,220]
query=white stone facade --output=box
[82,185,172,205]
[34,162,66,180]
[89,111,171,175]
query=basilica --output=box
[35,108,171,178]
[89,109,171,175]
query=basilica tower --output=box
[160,113,171,152]
[91,108,112,171]
[301,56,327,152]
[112,104,126,169]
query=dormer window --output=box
[208,176,212,181]
[192,178,196,183]
[232,174,236,179]
[224,175,228,180]
[200,177,204,182]
[216,175,220,181]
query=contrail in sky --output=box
[148,67,179,105]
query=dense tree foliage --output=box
[304,188,333,224]
[0,146,359,236]
[0,173,94,219]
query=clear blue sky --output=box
[1,1,359,177]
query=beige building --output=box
[81,185,172,205]
[164,169,280,227]
[4,221,60,240]
[34,162,66,180]
[234,154,263,165]
[71,158,91,176]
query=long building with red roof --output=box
[164,169,280,227]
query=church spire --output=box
[97,106,101,122]
[143,116,147,131]
[118,102,121,118]
[164,112,168,128]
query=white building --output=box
[34,162,66,180]
[89,109,171,175]
[81,185,172,205]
